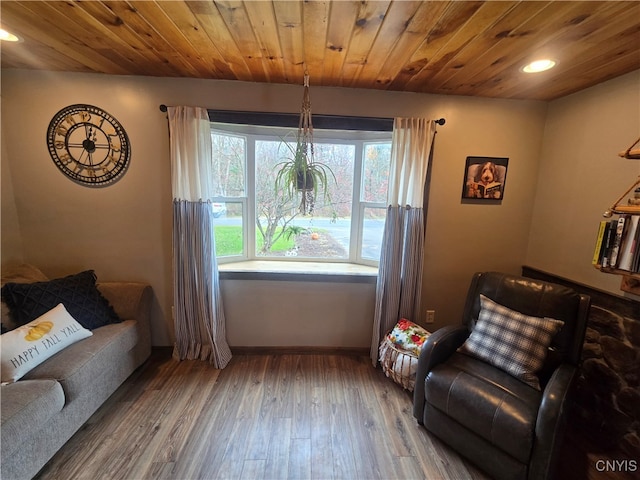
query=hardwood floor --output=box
[35,350,489,480]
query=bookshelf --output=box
[596,265,640,279]
[594,216,640,296]
[592,177,640,295]
[593,210,640,278]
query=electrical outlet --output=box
[425,310,435,324]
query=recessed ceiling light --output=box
[0,28,20,42]
[522,59,556,73]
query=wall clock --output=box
[46,104,131,187]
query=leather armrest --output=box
[412,325,470,423]
[529,363,577,480]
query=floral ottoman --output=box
[379,318,430,391]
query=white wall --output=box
[420,95,547,326]
[526,70,640,300]
[222,279,376,348]
[1,69,549,345]
[1,121,23,265]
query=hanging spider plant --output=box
[274,72,336,215]
[274,134,335,214]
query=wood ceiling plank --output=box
[32,1,151,75]
[493,2,640,99]
[273,0,305,84]
[0,34,89,72]
[341,1,391,88]
[528,49,640,101]
[386,2,482,90]
[0,2,88,72]
[154,1,234,78]
[410,0,525,92]
[214,0,269,83]
[396,0,496,92]
[301,0,330,85]
[0,1,131,75]
[428,1,560,94]
[322,0,360,87]
[353,0,424,89]
[101,0,201,78]
[121,1,216,78]
[65,0,178,77]
[510,17,640,100]
[243,0,287,84]
[502,2,640,99]
[1,0,637,101]
[134,0,228,78]
[185,0,253,82]
[79,0,188,77]
[435,1,603,97]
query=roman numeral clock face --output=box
[46,104,131,186]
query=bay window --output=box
[208,113,392,267]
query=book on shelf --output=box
[592,220,608,265]
[628,217,640,273]
[618,215,639,272]
[595,214,640,274]
[600,219,618,268]
[608,216,627,268]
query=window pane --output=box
[211,131,246,197]
[362,142,391,202]
[254,140,299,256]
[213,202,243,257]
[361,206,387,260]
[255,140,354,259]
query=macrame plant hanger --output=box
[298,70,315,214]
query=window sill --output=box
[218,261,378,283]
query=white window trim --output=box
[211,124,390,268]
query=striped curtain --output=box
[370,118,436,366]
[168,106,232,369]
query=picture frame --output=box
[461,156,509,200]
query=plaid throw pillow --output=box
[458,295,564,390]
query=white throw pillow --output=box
[1,303,92,384]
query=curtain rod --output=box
[159,104,445,127]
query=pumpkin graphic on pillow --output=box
[25,321,53,341]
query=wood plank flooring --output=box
[34,350,490,480]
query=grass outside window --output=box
[214,225,295,257]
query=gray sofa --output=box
[0,265,152,480]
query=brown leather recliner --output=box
[413,272,590,480]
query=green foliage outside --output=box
[214,225,294,257]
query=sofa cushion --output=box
[1,304,93,383]
[458,295,563,390]
[1,270,121,330]
[1,264,49,333]
[1,379,65,460]
[425,352,542,463]
[23,319,139,402]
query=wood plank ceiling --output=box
[1,1,639,101]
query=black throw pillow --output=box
[1,270,121,330]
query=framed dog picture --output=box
[462,156,509,200]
